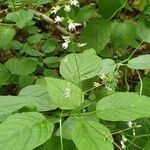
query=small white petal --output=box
[77,43,87,47]
[54,16,64,23]
[68,20,81,31]
[99,74,106,80]
[127,121,133,128]
[122,135,127,142]
[64,4,71,12]
[121,140,126,149]
[133,129,136,136]
[51,6,61,14]
[70,0,79,7]
[62,42,69,49]
[93,82,101,88]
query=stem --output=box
[109,0,128,20]
[122,41,143,63]
[84,84,104,93]
[70,38,83,106]
[59,110,64,150]
[59,118,63,150]
[30,9,74,38]
[136,70,143,96]
[125,68,129,92]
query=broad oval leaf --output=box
[136,19,150,43]
[127,54,150,69]
[0,112,53,150]
[5,58,37,75]
[19,85,57,111]
[99,59,116,75]
[60,49,102,83]
[75,4,96,22]
[0,96,31,117]
[55,117,79,140]
[96,0,125,19]
[80,19,111,52]
[0,26,15,47]
[6,10,33,28]
[45,78,84,110]
[97,92,150,121]
[72,121,113,150]
[111,21,136,49]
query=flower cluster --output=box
[68,19,81,31]
[99,72,120,92]
[127,121,141,136]
[51,0,82,49]
[62,36,71,49]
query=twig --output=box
[136,70,143,96]
[30,9,74,38]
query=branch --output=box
[30,9,74,38]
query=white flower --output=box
[121,135,127,149]
[62,36,71,49]
[77,43,87,47]
[51,6,61,14]
[64,86,71,98]
[121,140,126,149]
[70,0,79,7]
[106,86,113,92]
[62,42,69,49]
[99,74,106,80]
[136,124,142,128]
[54,16,64,23]
[64,4,71,12]
[122,135,127,142]
[68,19,81,31]
[133,129,136,136]
[93,82,101,88]
[127,121,133,128]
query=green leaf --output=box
[127,54,150,69]
[19,85,57,111]
[5,58,37,75]
[136,19,150,43]
[0,112,53,150]
[99,59,116,75]
[0,96,31,117]
[96,0,126,19]
[72,121,113,150]
[75,4,96,22]
[0,26,16,48]
[55,117,79,140]
[19,75,36,88]
[36,136,76,150]
[41,39,57,53]
[28,34,43,44]
[6,10,33,28]
[96,92,150,121]
[43,57,60,68]
[60,49,102,83]
[80,18,111,52]
[0,64,10,86]
[45,77,84,110]
[111,21,136,49]
[144,143,150,150]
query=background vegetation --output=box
[0,0,150,149]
